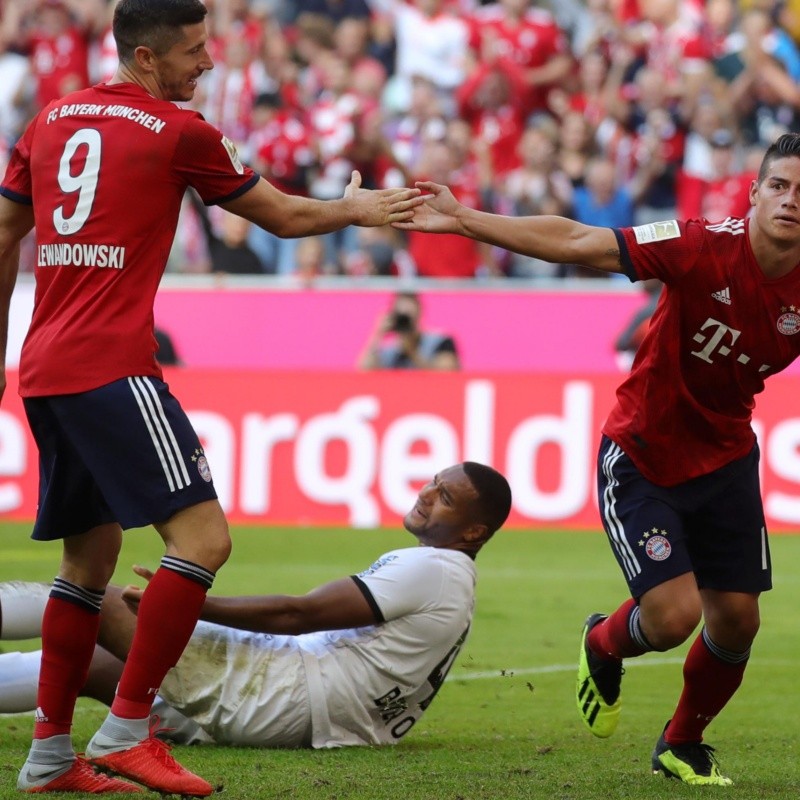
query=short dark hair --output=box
[758,133,800,183]
[462,462,512,534]
[113,0,207,63]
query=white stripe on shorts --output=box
[128,377,191,492]
[601,442,641,580]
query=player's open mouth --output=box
[413,502,428,519]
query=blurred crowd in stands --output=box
[1,0,797,280]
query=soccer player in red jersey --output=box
[0,0,421,795]
[396,132,800,785]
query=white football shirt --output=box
[158,546,477,748]
[300,545,477,747]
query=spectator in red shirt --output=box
[623,0,709,101]
[466,0,573,117]
[246,91,316,273]
[407,139,493,278]
[1,0,106,111]
[676,128,757,222]
[457,58,527,181]
[548,49,615,129]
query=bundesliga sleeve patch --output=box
[632,220,680,244]
[221,135,244,175]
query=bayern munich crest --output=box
[197,455,212,482]
[191,448,213,482]
[777,306,800,335]
[645,535,671,561]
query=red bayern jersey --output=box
[251,110,314,196]
[30,27,92,109]
[467,5,568,71]
[676,171,756,223]
[1,82,258,397]
[466,5,569,112]
[408,168,482,278]
[605,217,800,485]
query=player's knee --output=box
[705,602,760,650]
[208,527,232,571]
[159,501,232,572]
[643,606,702,651]
[180,524,231,574]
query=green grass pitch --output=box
[1,522,799,799]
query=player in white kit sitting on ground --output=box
[0,462,511,749]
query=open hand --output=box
[343,170,423,227]
[392,181,462,233]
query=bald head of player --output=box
[111,0,214,102]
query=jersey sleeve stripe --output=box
[612,228,638,282]
[0,186,33,205]
[204,174,260,206]
[351,576,385,623]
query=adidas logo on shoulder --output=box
[706,217,746,235]
[712,287,731,305]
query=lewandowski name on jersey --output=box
[37,243,125,269]
[46,103,167,133]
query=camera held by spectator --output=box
[358,292,460,370]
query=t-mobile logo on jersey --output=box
[691,317,771,372]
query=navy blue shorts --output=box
[24,376,218,541]
[597,436,771,598]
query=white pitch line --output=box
[453,656,795,682]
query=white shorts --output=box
[158,621,312,747]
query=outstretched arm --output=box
[221,171,422,239]
[394,181,625,274]
[198,578,378,634]
[121,566,379,637]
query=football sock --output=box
[0,650,41,713]
[588,597,654,659]
[665,628,749,745]
[35,579,104,739]
[90,711,150,752]
[110,557,214,723]
[24,733,75,768]
[0,581,50,639]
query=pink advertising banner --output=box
[2,370,799,531]
[8,284,800,376]
[151,288,658,373]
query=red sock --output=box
[35,597,101,738]
[588,598,651,659]
[666,631,748,744]
[111,567,208,720]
